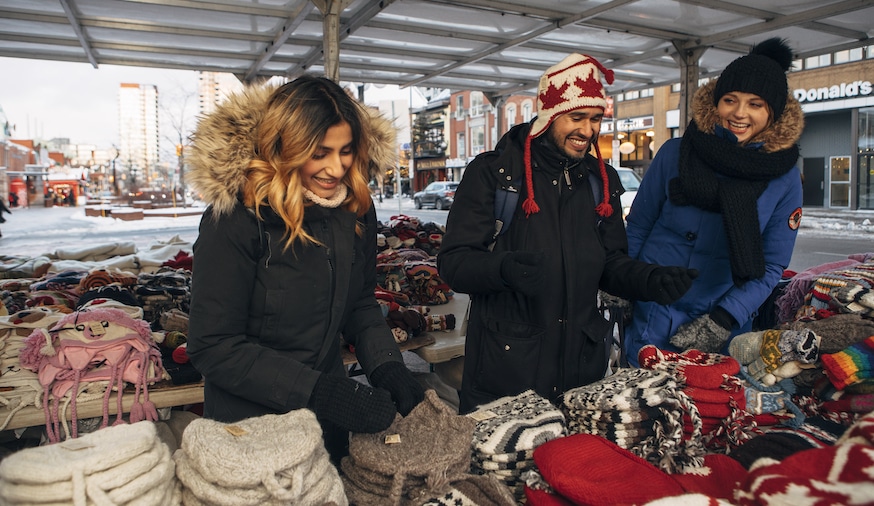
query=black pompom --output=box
[749,37,793,72]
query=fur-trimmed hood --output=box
[692,80,803,153]
[186,83,398,215]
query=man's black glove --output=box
[369,361,426,416]
[669,307,735,353]
[500,251,545,296]
[310,374,397,433]
[646,267,699,305]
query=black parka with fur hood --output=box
[185,84,401,424]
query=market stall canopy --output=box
[2,0,873,99]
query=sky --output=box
[0,56,422,152]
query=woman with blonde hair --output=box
[186,75,424,462]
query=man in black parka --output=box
[438,54,699,413]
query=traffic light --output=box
[176,144,183,157]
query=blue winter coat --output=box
[624,83,804,366]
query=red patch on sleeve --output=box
[788,207,802,230]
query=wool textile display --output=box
[342,389,484,504]
[561,367,705,474]
[3,230,874,504]
[467,389,567,501]
[19,306,165,443]
[0,420,180,505]
[174,408,346,505]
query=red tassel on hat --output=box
[593,141,613,218]
[522,136,541,217]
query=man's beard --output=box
[547,130,594,162]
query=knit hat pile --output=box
[467,390,567,500]
[341,389,482,505]
[524,433,746,506]
[728,329,820,386]
[735,409,874,505]
[561,367,705,473]
[134,267,191,326]
[820,334,874,391]
[0,421,179,505]
[524,53,615,218]
[830,283,874,317]
[736,366,806,430]
[173,409,346,505]
[0,307,66,432]
[802,260,874,315]
[713,37,794,121]
[638,345,756,451]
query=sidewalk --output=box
[800,206,874,234]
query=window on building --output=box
[457,132,466,158]
[455,95,465,119]
[671,83,681,93]
[471,125,485,156]
[624,90,639,100]
[522,100,534,122]
[640,88,654,98]
[835,48,863,64]
[805,54,831,69]
[506,104,517,130]
[470,92,484,117]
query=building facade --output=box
[437,51,873,211]
[117,83,159,191]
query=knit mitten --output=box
[669,311,732,353]
[369,361,426,416]
[310,374,397,433]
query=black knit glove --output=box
[369,361,426,416]
[310,374,397,433]
[669,307,735,353]
[500,251,545,296]
[645,267,699,305]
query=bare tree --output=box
[160,79,198,205]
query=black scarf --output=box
[669,120,798,285]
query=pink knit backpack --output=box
[20,307,164,443]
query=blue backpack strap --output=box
[492,179,521,247]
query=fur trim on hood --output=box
[186,83,398,215]
[692,80,803,153]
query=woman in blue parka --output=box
[624,38,805,366]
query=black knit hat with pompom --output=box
[714,37,794,121]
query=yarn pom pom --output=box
[750,37,793,72]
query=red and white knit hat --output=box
[524,53,615,218]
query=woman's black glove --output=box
[646,266,699,305]
[669,307,736,353]
[369,361,425,416]
[310,374,397,433]
[500,251,545,296]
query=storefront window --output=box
[829,156,850,207]
[471,126,485,156]
[858,108,874,210]
[859,154,874,210]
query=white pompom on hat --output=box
[523,53,615,218]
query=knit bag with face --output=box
[19,307,164,443]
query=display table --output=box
[3,381,204,432]
[413,293,469,365]
[342,334,436,367]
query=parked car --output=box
[616,167,642,221]
[414,181,459,210]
